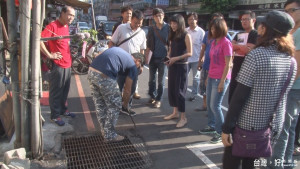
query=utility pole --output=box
[90,0,96,30]
[20,0,31,151]
[31,0,43,158]
[7,0,22,148]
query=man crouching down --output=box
[87,47,144,142]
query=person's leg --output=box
[156,62,167,102]
[209,79,229,143]
[167,65,177,108]
[223,146,242,169]
[241,158,256,169]
[295,116,300,147]
[206,77,215,129]
[197,69,208,111]
[284,90,300,168]
[177,64,188,113]
[49,65,64,120]
[176,64,188,127]
[61,67,71,114]
[100,78,122,140]
[269,112,293,169]
[88,71,107,136]
[190,62,200,98]
[210,79,229,134]
[165,65,179,120]
[148,63,158,100]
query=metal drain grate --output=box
[63,135,152,169]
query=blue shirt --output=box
[202,31,232,70]
[90,47,137,80]
[148,23,169,58]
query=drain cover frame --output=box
[62,133,152,169]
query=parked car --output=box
[69,23,77,34]
[77,22,90,32]
[97,21,117,40]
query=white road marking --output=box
[145,65,228,169]
[186,142,223,169]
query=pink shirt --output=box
[209,37,232,79]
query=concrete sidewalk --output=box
[0,105,74,169]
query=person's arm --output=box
[122,76,133,108]
[40,42,62,60]
[218,55,232,92]
[233,43,255,56]
[108,41,115,48]
[140,49,144,55]
[109,24,121,48]
[167,34,192,66]
[198,44,206,71]
[222,83,251,146]
[145,48,151,64]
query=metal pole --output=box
[20,0,31,151]
[31,0,43,158]
[90,0,96,30]
[6,0,22,148]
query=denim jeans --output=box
[199,69,209,96]
[206,77,230,133]
[117,74,137,108]
[269,89,300,169]
[148,61,167,101]
[188,62,200,96]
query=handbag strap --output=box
[152,26,168,46]
[116,29,142,47]
[274,58,295,111]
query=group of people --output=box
[40,0,300,168]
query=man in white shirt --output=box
[108,10,147,114]
[112,6,132,35]
[186,12,205,101]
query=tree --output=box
[200,0,238,14]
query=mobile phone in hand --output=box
[163,57,169,62]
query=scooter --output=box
[71,40,108,75]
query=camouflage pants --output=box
[87,70,122,140]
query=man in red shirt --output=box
[40,6,76,126]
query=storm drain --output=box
[63,135,152,169]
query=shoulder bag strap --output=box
[116,29,142,47]
[271,58,295,136]
[152,26,168,46]
[274,58,295,111]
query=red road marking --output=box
[74,74,95,131]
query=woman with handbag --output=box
[221,11,296,169]
[163,14,192,128]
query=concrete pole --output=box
[20,0,31,151]
[31,0,43,158]
[90,0,96,30]
[6,0,22,148]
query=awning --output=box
[50,0,91,13]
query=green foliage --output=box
[71,28,98,47]
[83,29,98,42]
[200,0,238,14]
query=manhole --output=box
[63,134,152,169]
